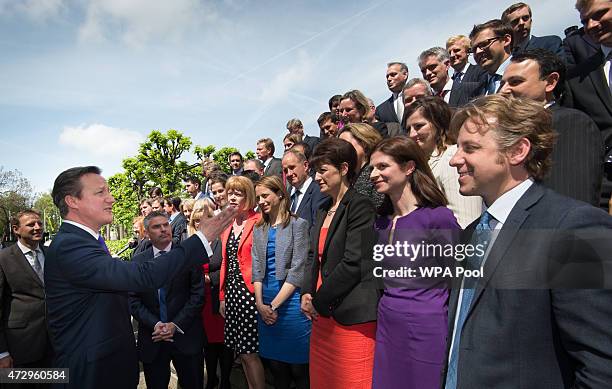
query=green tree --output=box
[33,192,61,235]
[0,167,35,240]
[107,173,140,229]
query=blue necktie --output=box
[486,74,501,95]
[97,235,110,255]
[452,71,464,84]
[157,250,168,322]
[446,211,493,389]
[290,189,300,213]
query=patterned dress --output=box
[224,229,258,354]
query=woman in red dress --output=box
[301,138,380,389]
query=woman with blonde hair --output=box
[252,176,311,389]
[218,176,265,389]
[181,198,195,223]
[338,123,385,208]
[283,133,303,151]
[189,204,234,389]
[338,90,388,137]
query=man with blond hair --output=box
[256,138,282,178]
[443,95,612,388]
[446,34,488,91]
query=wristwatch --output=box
[269,303,278,312]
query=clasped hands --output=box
[256,303,278,326]
[152,321,177,342]
[300,293,319,321]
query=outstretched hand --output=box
[199,207,237,242]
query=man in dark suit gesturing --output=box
[0,210,53,379]
[45,166,234,389]
[129,211,204,389]
[442,95,612,389]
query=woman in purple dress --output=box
[369,136,460,389]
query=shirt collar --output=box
[262,157,271,168]
[153,242,173,257]
[494,55,513,77]
[292,176,313,195]
[442,77,453,92]
[64,220,99,240]
[485,178,534,225]
[17,240,40,255]
[455,62,470,75]
[601,45,612,59]
[169,211,180,221]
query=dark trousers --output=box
[142,343,203,389]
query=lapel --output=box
[296,181,313,216]
[587,49,612,114]
[274,222,290,268]
[237,212,258,255]
[9,243,44,287]
[321,189,353,261]
[312,197,332,263]
[466,184,544,318]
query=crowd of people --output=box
[2,1,612,389]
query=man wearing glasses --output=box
[469,19,514,95]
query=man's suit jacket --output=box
[449,64,487,107]
[0,244,51,365]
[170,213,187,244]
[264,157,283,178]
[544,104,603,205]
[302,188,380,325]
[292,180,327,227]
[45,222,209,389]
[443,184,612,388]
[303,135,320,153]
[375,95,400,124]
[563,28,612,155]
[514,35,564,59]
[128,247,204,363]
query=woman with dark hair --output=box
[338,90,388,137]
[219,176,265,389]
[148,186,163,199]
[369,136,460,389]
[189,205,233,389]
[209,174,229,211]
[405,96,481,227]
[338,123,385,209]
[283,133,303,151]
[301,138,380,389]
[252,176,311,389]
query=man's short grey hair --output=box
[143,211,169,230]
[387,62,408,73]
[245,159,265,170]
[418,47,450,67]
[403,78,433,95]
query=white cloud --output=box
[0,0,64,21]
[59,123,143,157]
[78,0,219,47]
[259,50,313,104]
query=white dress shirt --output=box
[602,45,612,91]
[486,55,512,95]
[290,176,313,212]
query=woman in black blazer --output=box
[301,138,380,389]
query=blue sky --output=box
[0,0,578,193]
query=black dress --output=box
[223,228,258,354]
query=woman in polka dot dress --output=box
[218,176,265,389]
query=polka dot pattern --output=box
[224,229,258,354]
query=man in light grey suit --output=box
[443,95,612,389]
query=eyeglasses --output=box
[470,36,502,53]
